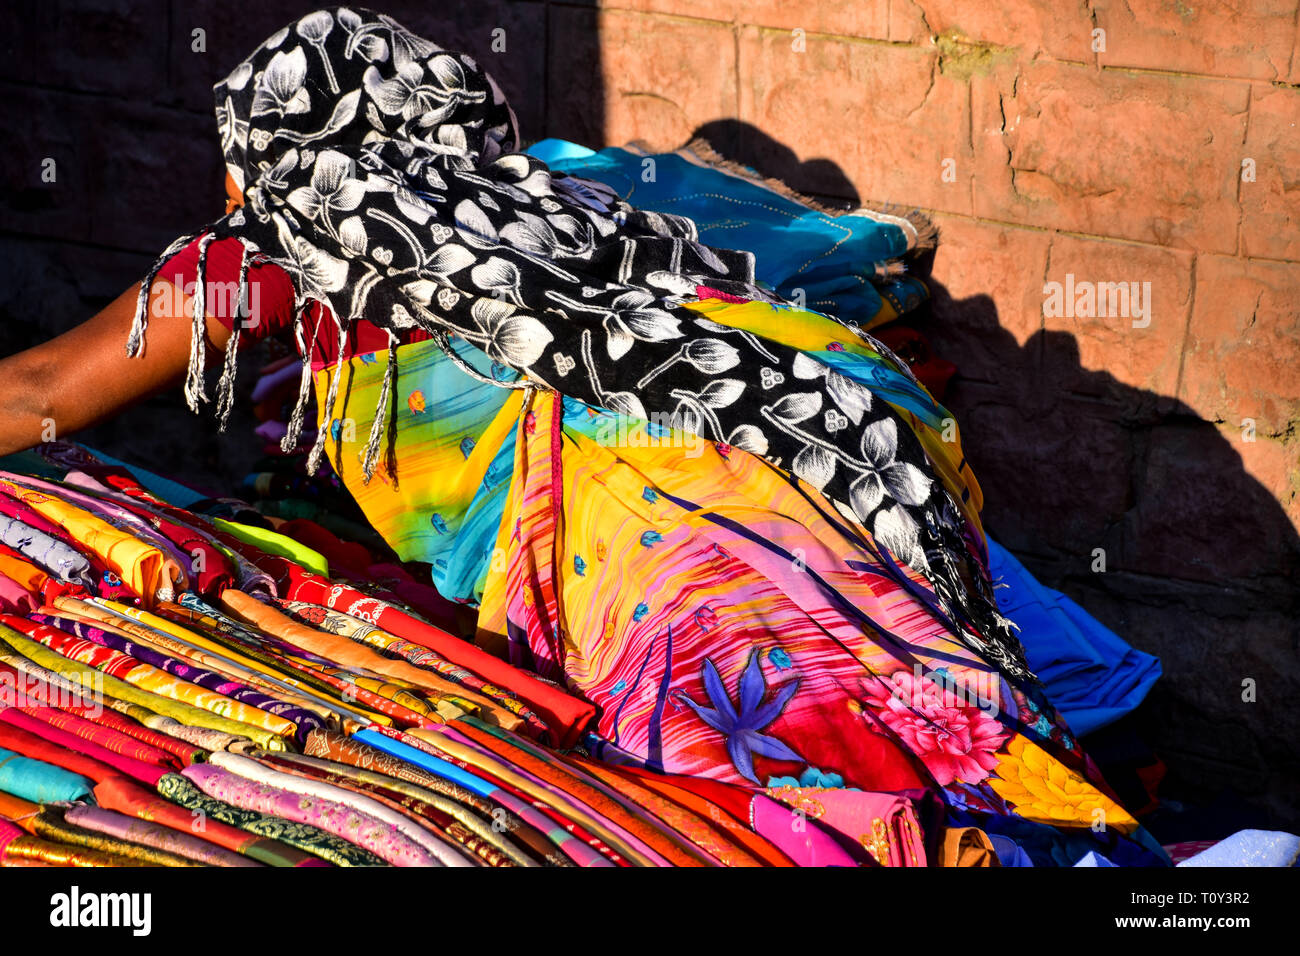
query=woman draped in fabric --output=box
[0,7,1166,865]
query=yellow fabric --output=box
[53,599,337,721]
[24,615,297,738]
[83,597,396,730]
[0,478,178,603]
[220,589,511,726]
[210,517,330,577]
[678,299,985,533]
[0,626,289,751]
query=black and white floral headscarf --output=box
[127,7,1029,676]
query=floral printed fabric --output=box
[308,345,1166,864]
[127,5,1024,676]
[0,4,1177,868]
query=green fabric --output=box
[0,627,289,751]
[210,518,329,577]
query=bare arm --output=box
[0,278,234,457]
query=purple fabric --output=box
[64,803,261,867]
[30,612,326,745]
[181,763,443,867]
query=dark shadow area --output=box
[676,121,1300,830]
[920,293,1300,831]
[0,0,584,487]
[691,119,861,209]
[1,3,1294,831]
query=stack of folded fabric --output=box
[0,442,953,867]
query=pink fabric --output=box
[64,804,260,868]
[0,817,22,855]
[0,708,167,786]
[764,787,927,866]
[181,763,442,867]
[0,572,36,614]
[749,793,859,867]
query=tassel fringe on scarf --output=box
[123,6,1030,679]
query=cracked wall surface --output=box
[0,0,1297,822]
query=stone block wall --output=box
[1,1,1296,821]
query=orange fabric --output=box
[614,770,794,867]
[0,552,49,594]
[0,791,40,832]
[454,721,711,868]
[0,478,176,604]
[940,826,1000,867]
[219,589,515,726]
[574,756,766,867]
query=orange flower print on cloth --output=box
[989,736,1140,834]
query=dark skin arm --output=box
[0,279,235,456]
[0,174,244,457]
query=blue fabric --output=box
[527,139,930,328]
[1178,829,1300,867]
[1073,850,1118,867]
[78,445,208,508]
[527,137,597,164]
[988,539,1161,737]
[353,729,502,799]
[0,746,94,803]
[989,833,1035,867]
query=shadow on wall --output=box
[2,4,1296,825]
[690,119,861,209]
[691,119,1300,828]
[924,289,1300,829]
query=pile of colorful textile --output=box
[2,441,1282,867]
[8,426,1244,868]
[2,6,1290,868]
[0,442,968,866]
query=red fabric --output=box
[376,726,627,866]
[0,571,37,615]
[0,489,65,540]
[273,519,374,578]
[160,234,432,368]
[872,325,958,401]
[0,818,22,855]
[91,776,330,867]
[363,562,467,636]
[0,722,133,784]
[0,708,168,786]
[10,704,180,771]
[269,520,467,635]
[618,764,757,824]
[271,560,596,747]
[0,616,143,681]
[4,671,201,766]
[1163,839,1219,864]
